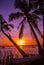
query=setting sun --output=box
[19,39,24,45]
[16,38,26,45]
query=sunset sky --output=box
[0,0,43,46]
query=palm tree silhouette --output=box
[0,14,28,57]
[32,0,44,56]
[9,0,43,55]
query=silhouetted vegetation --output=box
[9,0,43,56]
[0,14,28,57]
[33,0,44,56]
[0,0,44,65]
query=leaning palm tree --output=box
[0,14,28,57]
[9,0,43,55]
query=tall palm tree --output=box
[0,14,28,57]
[37,0,44,56]
[32,0,44,56]
[9,0,43,55]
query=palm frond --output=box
[28,14,43,38]
[3,23,14,31]
[8,24,14,28]
[15,0,28,12]
[31,19,43,38]
[0,15,9,31]
[9,12,24,21]
[2,21,8,25]
[3,24,10,31]
[32,13,42,20]
[0,14,14,32]
[32,0,44,12]
[33,8,42,15]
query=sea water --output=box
[0,45,39,59]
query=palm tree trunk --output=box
[1,29,28,57]
[40,0,44,55]
[40,1,44,49]
[27,15,42,55]
[43,16,44,50]
[38,0,44,56]
[42,11,44,54]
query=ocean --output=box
[0,45,39,59]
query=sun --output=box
[16,38,25,45]
[19,39,24,45]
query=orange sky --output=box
[0,33,43,46]
[0,0,43,46]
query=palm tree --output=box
[32,0,44,56]
[0,14,28,57]
[9,0,43,55]
[37,0,44,56]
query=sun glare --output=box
[19,39,24,45]
[16,38,25,45]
